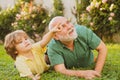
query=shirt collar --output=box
[61,38,78,48]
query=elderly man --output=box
[47,16,107,80]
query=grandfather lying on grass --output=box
[47,16,107,80]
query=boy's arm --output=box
[39,30,55,48]
[39,23,61,48]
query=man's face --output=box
[54,18,78,42]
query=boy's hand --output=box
[51,23,62,33]
[32,74,40,80]
[35,74,40,80]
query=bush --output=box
[52,0,63,16]
[12,0,51,41]
[0,0,52,41]
[0,8,18,41]
[0,0,64,42]
[77,0,120,41]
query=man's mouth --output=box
[69,29,74,35]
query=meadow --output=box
[0,43,120,80]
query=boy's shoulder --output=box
[15,55,27,63]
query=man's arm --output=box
[54,64,101,80]
[95,41,107,73]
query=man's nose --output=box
[66,24,72,30]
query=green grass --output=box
[0,44,120,80]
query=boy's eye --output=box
[24,36,28,40]
[18,40,22,44]
[16,39,23,44]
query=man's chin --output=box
[60,38,75,42]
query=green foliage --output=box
[12,1,51,40]
[19,0,32,3]
[0,0,64,42]
[0,44,120,80]
[0,0,52,41]
[0,6,1,11]
[76,0,120,41]
[52,0,64,16]
[0,8,18,41]
[76,0,90,14]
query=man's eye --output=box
[62,25,65,28]
[67,21,70,24]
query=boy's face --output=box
[15,37,32,54]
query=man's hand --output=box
[54,64,101,80]
[80,70,101,80]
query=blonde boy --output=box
[4,24,61,80]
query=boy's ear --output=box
[15,51,18,54]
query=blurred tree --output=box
[52,0,63,16]
[76,0,120,41]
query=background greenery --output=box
[0,0,63,41]
[0,0,120,42]
[76,0,120,41]
[0,44,120,80]
[0,0,120,79]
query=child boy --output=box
[4,23,61,80]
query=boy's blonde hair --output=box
[4,30,29,60]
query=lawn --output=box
[0,43,120,80]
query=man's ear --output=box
[53,34,59,40]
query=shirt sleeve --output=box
[32,42,47,54]
[15,59,32,77]
[86,27,101,49]
[47,47,64,66]
[76,25,101,50]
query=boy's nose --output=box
[23,39,28,43]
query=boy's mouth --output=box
[25,43,30,47]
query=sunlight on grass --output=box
[107,43,120,49]
[0,44,120,80]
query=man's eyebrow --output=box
[60,22,65,25]
[59,20,68,26]
[61,23,64,26]
[67,20,70,23]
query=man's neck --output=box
[61,40,74,51]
